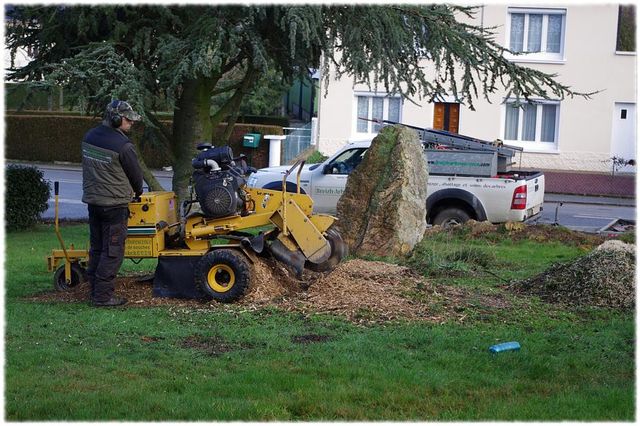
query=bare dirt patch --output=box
[180,334,249,357]
[477,292,511,309]
[140,335,163,343]
[291,334,331,345]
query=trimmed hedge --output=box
[234,115,290,127]
[5,114,283,169]
[5,83,63,111]
[5,115,101,164]
[5,165,51,230]
[5,110,89,116]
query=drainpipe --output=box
[315,57,324,152]
[298,79,304,120]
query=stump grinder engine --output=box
[46,144,347,303]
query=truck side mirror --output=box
[322,164,332,174]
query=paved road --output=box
[31,163,636,233]
[531,199,635,233]
[37,164,173,220]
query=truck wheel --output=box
[263,181,307,194]
[305,228,348,272]
[53,263,87,291]
[194,249,251,303]
[433,208,471,227]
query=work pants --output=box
[87,204,129,303]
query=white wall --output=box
[317,61,358,154]
[317,4,637,173]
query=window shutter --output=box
[448,104,460,133]
[433,103,445,130]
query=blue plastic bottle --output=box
[489,341,521,353]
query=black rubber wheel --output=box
[194,249,251,303]
[262,181,307,194]
[432,208,471,227]
[53,263,87,291]
[305,227,348,272]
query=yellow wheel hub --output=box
[207,264,235,293]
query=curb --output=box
[545,194,636,207]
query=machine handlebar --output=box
[282,160,306,195]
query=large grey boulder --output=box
[336,125,428,257]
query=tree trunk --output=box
[137,152,164,192]
[171,77,215,206]
[221,66,258,142]
[131,127,168,192]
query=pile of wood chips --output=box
[277,259,450,323]
[30,257,468,323]
[512,240,636,310]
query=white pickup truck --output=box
[247,140,545,226]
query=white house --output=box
[316,4,637,174]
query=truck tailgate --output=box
[525,172,545,213]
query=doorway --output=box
[433,103,460,133]
[611,102,636,173]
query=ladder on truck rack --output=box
[365,118,524,177]
[420,128,522,157]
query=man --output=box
[82,100,144,307]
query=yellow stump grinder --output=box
[47,144,348,302]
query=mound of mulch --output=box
[426,221,609,249]
[29,257,486,323]
[243,255,315,304]
[506,224,608,247]
[278,259,463,323]
[510,240,636,310]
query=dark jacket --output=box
[81,124,144,207]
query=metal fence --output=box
[282,123,313,164]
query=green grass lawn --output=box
[4,223,635,421]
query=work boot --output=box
[91,296,127,307]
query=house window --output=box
[357,97,369,132]
[355,95,402,134]
[507,8,566,62]
[372,98,384,132]
[616,5,636,52]
[504,101,559,148]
